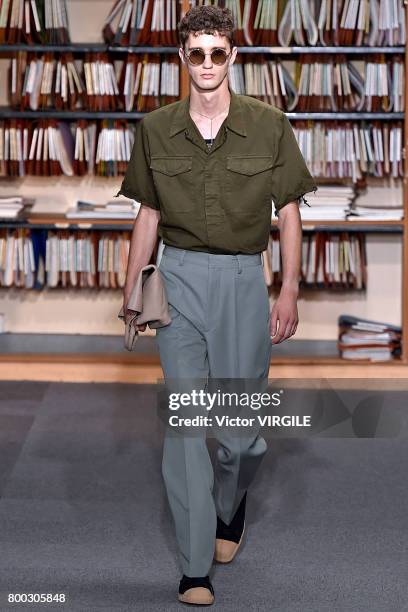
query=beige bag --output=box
[118,264,171,351]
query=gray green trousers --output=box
[155,245,272,577]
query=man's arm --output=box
[123,204,161,331]
[270,201,302,344]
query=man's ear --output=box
[229,45,238,66]
[178,46,186,66]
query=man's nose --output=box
[203,54,213,68]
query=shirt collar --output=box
[169,87,247,138]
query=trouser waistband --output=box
[162,245,262,273]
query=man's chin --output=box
[194,79,224,92]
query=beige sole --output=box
[214,522,245,563]
[178,587,215,605]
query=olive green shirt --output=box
[115,88,318,254]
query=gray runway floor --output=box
[0,381,407,612]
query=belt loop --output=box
[236,255,242,274]
[179,250,186,266]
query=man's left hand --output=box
[270,287,299,344]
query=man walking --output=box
[116,5,317,605]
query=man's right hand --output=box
[120,205,161,335]
[123,297,147,332]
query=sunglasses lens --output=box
[188,49,205,65]
[211,49,228,65]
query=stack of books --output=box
[349,192,404,221]
[338,315,402,361]
[298,185,355,221]
[348,206,404,221]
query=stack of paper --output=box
[348,207,404,221]
[66,199,138,220]
[338,315,402,361]
[0,196,34,220]
[349,191,404,221]
[299,185,355,221]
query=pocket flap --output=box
[150,156,192,176]
[227,155,274,176]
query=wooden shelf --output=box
[0,334,399,365]
[0,43,179,53]
[0,107,146,119]
[275,219,404,233]
[0,217,403,234]
[0,44,404,54]
[25,217,136,229]
[236,46,406,54]
[0,335,404,381]
[285,112,404,120]
[0,107,403,120]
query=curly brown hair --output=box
[178,6,235,50]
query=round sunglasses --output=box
[183,47,232,66]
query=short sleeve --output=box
[114,118,160,211]
[271,112,318,217]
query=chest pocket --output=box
[225,155,274,215]
[150,156,193,213]
[150,156,192,176]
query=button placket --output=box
[184,129,209,155]
[207,125,227,155]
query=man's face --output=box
[179,31,237,92]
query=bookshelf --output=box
[180,0,408,367]
[0,218,402,234]
[0,108,404,120]
[403,4,408,364]
[0,0,406,377]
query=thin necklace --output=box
[189,101,230,146]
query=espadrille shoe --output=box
[214,491,247,563]
[178,575,214,606]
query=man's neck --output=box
[189,81,231,117]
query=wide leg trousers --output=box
[155,245,272,577]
